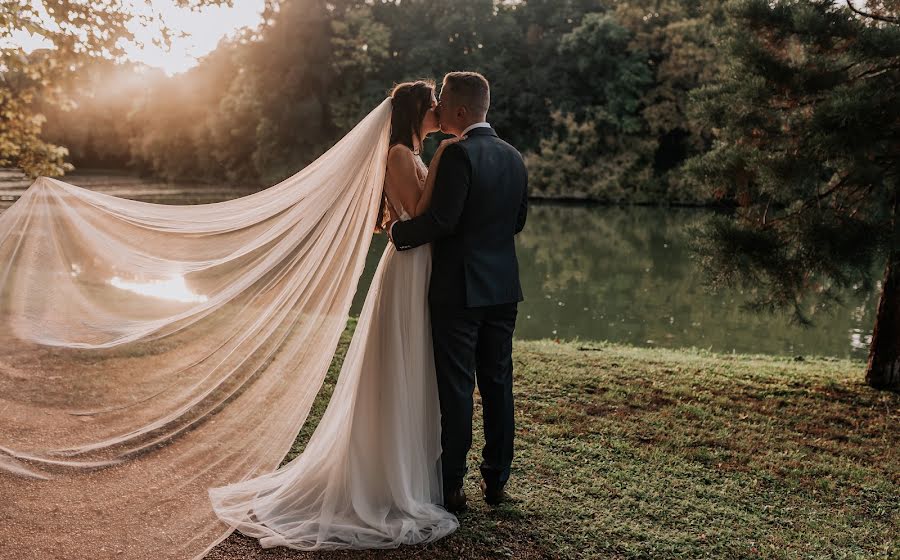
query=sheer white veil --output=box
[0,98,392,559]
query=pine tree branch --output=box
[847,63,900,84]
[811,173,861,215]
[759,174,854,228]
[845,0,900,24]
[835,182,874,216]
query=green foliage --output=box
[0,0,237,177]
[559,13,653,133]
[0,79,72,176]
[526,108,656,201]
[327,3,392,132]
[685,0,900,324]
[526,0,727,203]
[7,0,726,195]
[7,0,620,185]
[9,0,893,225]
[526,12,658,201]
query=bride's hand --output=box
[429,136,465,169]
[436,136,464,153]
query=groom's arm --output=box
[515,165,528,234]
[390,144,471,251]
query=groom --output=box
[388,71,528,513]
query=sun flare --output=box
[110,274,208,303]
[10,0,266,76]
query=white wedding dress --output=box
[208,152,459,549]
[0,99,459,560]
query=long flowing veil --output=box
[0,98,392,559]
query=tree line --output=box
[2,0,898,389]
[28,0,726,203]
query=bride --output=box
[0,80,462,559]
[207,80,462,550]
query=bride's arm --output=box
[412,137,463,217]
[384,145,423,219]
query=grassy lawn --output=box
[207,322,899,559]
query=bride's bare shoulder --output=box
[388,143,415,158]
[386,143,418,172]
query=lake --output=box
[354,204,878,361]
[1,172,878,360]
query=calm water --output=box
[352,204,878,360]
[1,173,878,360]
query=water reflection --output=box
[109,275,208,303]
[353,205,878,360]
[7,172,872,360]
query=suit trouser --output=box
[430,301,517,492]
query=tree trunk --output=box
[866,252,900,390]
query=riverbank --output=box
[1,169,877,358]
[205,327,898,559]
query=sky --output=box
[11,0,267,76]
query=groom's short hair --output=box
[442,71,490,117]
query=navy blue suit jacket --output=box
[391,127,528,308]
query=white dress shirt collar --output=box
[461,122,491,137]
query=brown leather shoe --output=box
[480,479,507,506]
[444,485,467,513]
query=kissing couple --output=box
[208,70,529,550]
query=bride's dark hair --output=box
[389,80,435,152]
[376,79,436,232]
